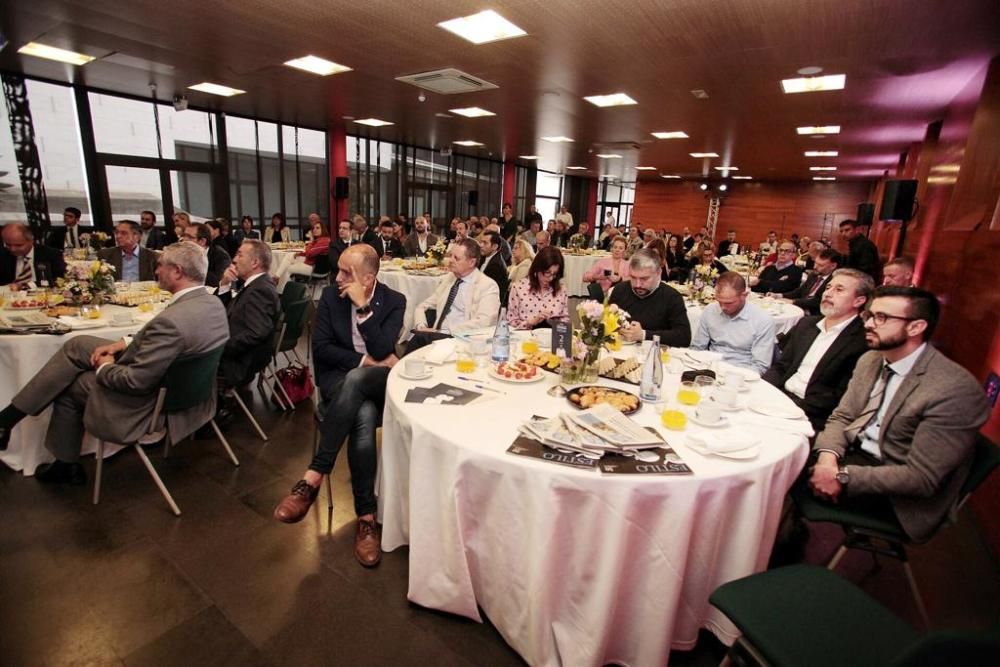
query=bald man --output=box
[1,223,66,288]
[273,244,405,567]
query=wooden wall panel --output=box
[633,180,873,251]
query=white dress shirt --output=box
[859,343,927,460]
[439,274,472,334]
[784,315,857,399]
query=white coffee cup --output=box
[696,403,722,424]
[716,386,740,407]
[723,371,745,390]
[404,358,427,377]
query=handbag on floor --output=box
[273,363,314,406]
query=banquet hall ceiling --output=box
[1,0,999,182]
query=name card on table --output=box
[551,319,573,358]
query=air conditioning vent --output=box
[396,68,499,95]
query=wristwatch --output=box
[836,466,850,486]
[355,304,372,316]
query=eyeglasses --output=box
[861,310,916,326]
[778,247,796,253]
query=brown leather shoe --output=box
[354,517,382,567]
[273,480,320,523]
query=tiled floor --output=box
[1,385,997,665]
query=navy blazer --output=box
[0,244,67,286]
[763,315,868,432]
[218,274,280,385]
[312,281,406,389]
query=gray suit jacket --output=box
[83,288,230,444]
[814,346,990,542]
[99,246,159,282]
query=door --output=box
[408,183,453,235]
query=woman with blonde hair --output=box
[508,238,536,284]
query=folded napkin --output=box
[689,433,759,453]
[422,339,457,365]
[58,316,110,330]
[733,412,814,438]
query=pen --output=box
[456,376,505,394]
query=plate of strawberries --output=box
[489,360,545,383]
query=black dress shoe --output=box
[35,461,87,485]
[0,425,11,451]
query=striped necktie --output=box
[844,363,895,443]
[807,274,827,297]
[434,277,463,330]
[15,256,33,284]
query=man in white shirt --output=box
[763,269,873,430]
[555,205,573,230]
[759,230,779,255]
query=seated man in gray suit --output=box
[808,286,990,543]
[99,220,159,282]
[0,243,230,484]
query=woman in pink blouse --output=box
[583,236,631,296]
[506,246,569,329]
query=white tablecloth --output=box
[0,305,149,475]
[561,253,607,297]
[377,341,810,666]
[270,249,299,292]
[378,268,448,333]
[685,295,804,337]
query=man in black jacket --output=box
[273,244,405,568]
[751,240,803,294]
[839,218,881,281]
[778,248,840,315]
[1,223,66,287]
[352,214,380,248]
[139,210,169,250]
[478,229,509,305]
[181,222,231,287]
[373,218,404,258]
[763,269,873,432]
[610,249,692,346]
[99,221,159,282]
[45,207,98,250]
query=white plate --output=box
[689,414,730,428]
[398,368,434,381]
[750,403,806,420]
[685,439,761,460]
[488,366,546,383]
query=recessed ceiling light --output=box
[449,106,496,118]
[565,166,587,170]
[584,93,637,107]
[635,166,657,171]
[341,115,355,120]
[453,140,484,147]
[797,125,841,135]
[354,118,394,127]
[732,175,753,180]
[782,74,846,94]
[718,184,729,192]
[804,150,839,157]
[17,42,96,66]
[809,166,837,171]
[660,174,682,179]
[596,153,622,159]
[689,152,720,158]
[542,136,574,143]
[437,10,527,44]
[714,166,739,171]
[188,82,245,97]
[284,55,352,76]
[690,89,709,99]
[435,113,453,119]
[599,174,617,179]
[797,66,824,76]
[651,131,690,139]
[813,176,836,181]
[519,155,539,160]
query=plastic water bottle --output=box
[639,334,663,401]
[491,307,510,363]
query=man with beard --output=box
[808,286,990,543]
[690,272,775,375]
[881,256,915,287]
[763,269,872,431]
[608,249,691,346]
[402,215,439,258]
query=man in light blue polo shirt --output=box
[691,272,775,375]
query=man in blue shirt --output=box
[691,272,775,375]
[99,220,158,282]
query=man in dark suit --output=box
[99,221,159,282]
[274,244,405,567]
[328,219,354,268]
[808,286,990,543]
[478,229,510,305]
[764,269,873,432]
[717,230,740,256]
[45,207,98,250]
[839,218,881,281]
[352,214,380,248]
[182,222,231,287]
[372,218,404,258]
[500,202,519,244]
[401,215,439,258]
[0,243,229,482]
[139,210,168,250]
[1,223,66,288]
[751,240,804,294]
[778,248,840,315]
[216,239,280,392]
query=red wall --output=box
[633,180,873,250]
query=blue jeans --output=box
[308,366,388,517]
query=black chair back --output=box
[161,346,226,413]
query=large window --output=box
[595,180,635,232]
[535,171,563,223]
[0,84,26,224]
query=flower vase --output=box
[580,345,601,383]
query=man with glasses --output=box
[808,286,989,543]
[609,249,691,346]
[99,221,159,282]
[182,222,231,287]
[777,248,841,315]
[751,240,804,294]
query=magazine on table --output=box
[565,403,664,448]
[505,436,599,470]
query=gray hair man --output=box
[608,249,691,346]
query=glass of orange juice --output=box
[661,400,688,430]
[455,345,476,374]
[677,380,700,406]
[522,337,540,355]
[659,346,670,363]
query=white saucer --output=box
[398,368,433,381]
[685,439,761,460]
[689,414,730,428]
[712,399,746,412]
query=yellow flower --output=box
[606,333,622,351]
[602,309,620,336]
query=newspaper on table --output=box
[519,403,662,456]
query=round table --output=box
[0,305,152,475]
[377,339,810,666]
[269,248,300,292]
[561,252,608,297]
[378,267,448,333]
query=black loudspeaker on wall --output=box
[334,176,349,199]
[857,202,875,227]
[880,179,917,221]
[468,190,479,207]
